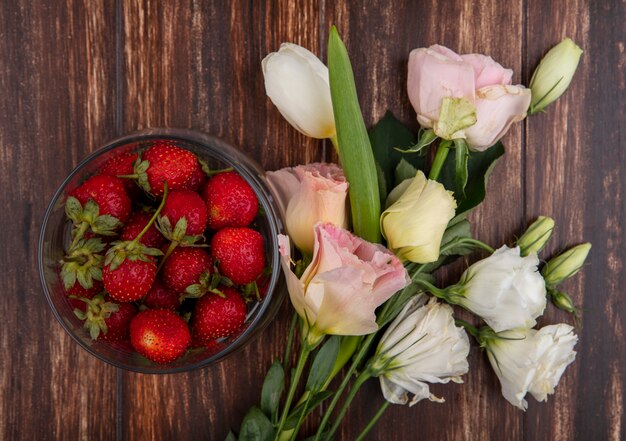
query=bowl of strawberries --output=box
[38,128,286,373]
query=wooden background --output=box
[1,0,624,439]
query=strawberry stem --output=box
[156,239,179,273]
[69,221,89,251]
[130,182,168,248]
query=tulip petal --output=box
[465,85,531,151]
[262,43,335,139]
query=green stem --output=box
[325,369,372,440]
[274,344,311,440]
[288,393,313,441]
[131,182,168,248]
[329,135,339,155]
[313,333,377,441]
[428,141,451,181]
[412,278,448,300]
[283,313,299,372]
[354,401,390,441]
[69,221,89,251]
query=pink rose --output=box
[279,223,410,336]
[407,45,531,151]
[266,163,348,254]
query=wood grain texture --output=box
[1,0,624,440]
[0,1,118,440]
[524,1,626,440]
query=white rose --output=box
[372,295,470,406]
[483,324,578,410]
[456,246,546,332]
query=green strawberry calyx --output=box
[72,294,120,340]
[181,270,226,302]
[104,183,168,272]
[65,196,122,250]
[61,238,105,290]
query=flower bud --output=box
[262,43,336,139]
[380,171,457,263]
[549,289,577,314]
[516,216,555,256]
[529,38,583,114]
[543,243,591,286]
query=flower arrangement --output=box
[229,27,587,440]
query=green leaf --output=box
[92,214,121,235]
[440,218,474,257]
[328,26,381,244]
[439,142,505,215]
[433,97,477,140]
[238,407,274,441]
[394,159,418,188]
[260,360,285,423]
[283,391,334,430]
[306,336,340,392]
[224,431,238,441]
[454,139,469,197]
[368,111,417,202]
[396,128,437,154]
[376,283,423,327]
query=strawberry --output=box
[99,151,142,198]
[103,256,157,302]
[211,227,265,285]
[143,279,180,310]
[191,287,246,344]
[121,211,165,248]
[202,171,258,230]
[102,184,169,301]
[158,189,208,238]
[70,175,132,224]
[162,247,212,293]
[181,160,206,192]
[130,309,191,363]
[132,142,199,197]
[72,294,137,341]
[65,280,103,312]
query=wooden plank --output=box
[524,1,626,440]
[323,1,525,439]
[0,1,118,440]
[119,1,324,439]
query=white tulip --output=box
[454,246,546,332]
[483,324,578,410]
[262,43,336,139]
[372,295,470,406]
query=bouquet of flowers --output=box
[228,28,587,440]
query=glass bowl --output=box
[38,128,285,374]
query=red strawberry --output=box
[181,160,206,192]
[100,300,137,342]
[130,309,190,363]
[72,294,137,341]
[103,256,157,302]
[191,287,246,344]
[134,143,198,197]
[121,211,165,248]
[99,151,142,198]
[70,175,131,223]
[211,227,265,285]
[162,247,212,293]
[65,280,103,312]
[143,279,180,310]
[203,171,258,230]
[159,189,208,236]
